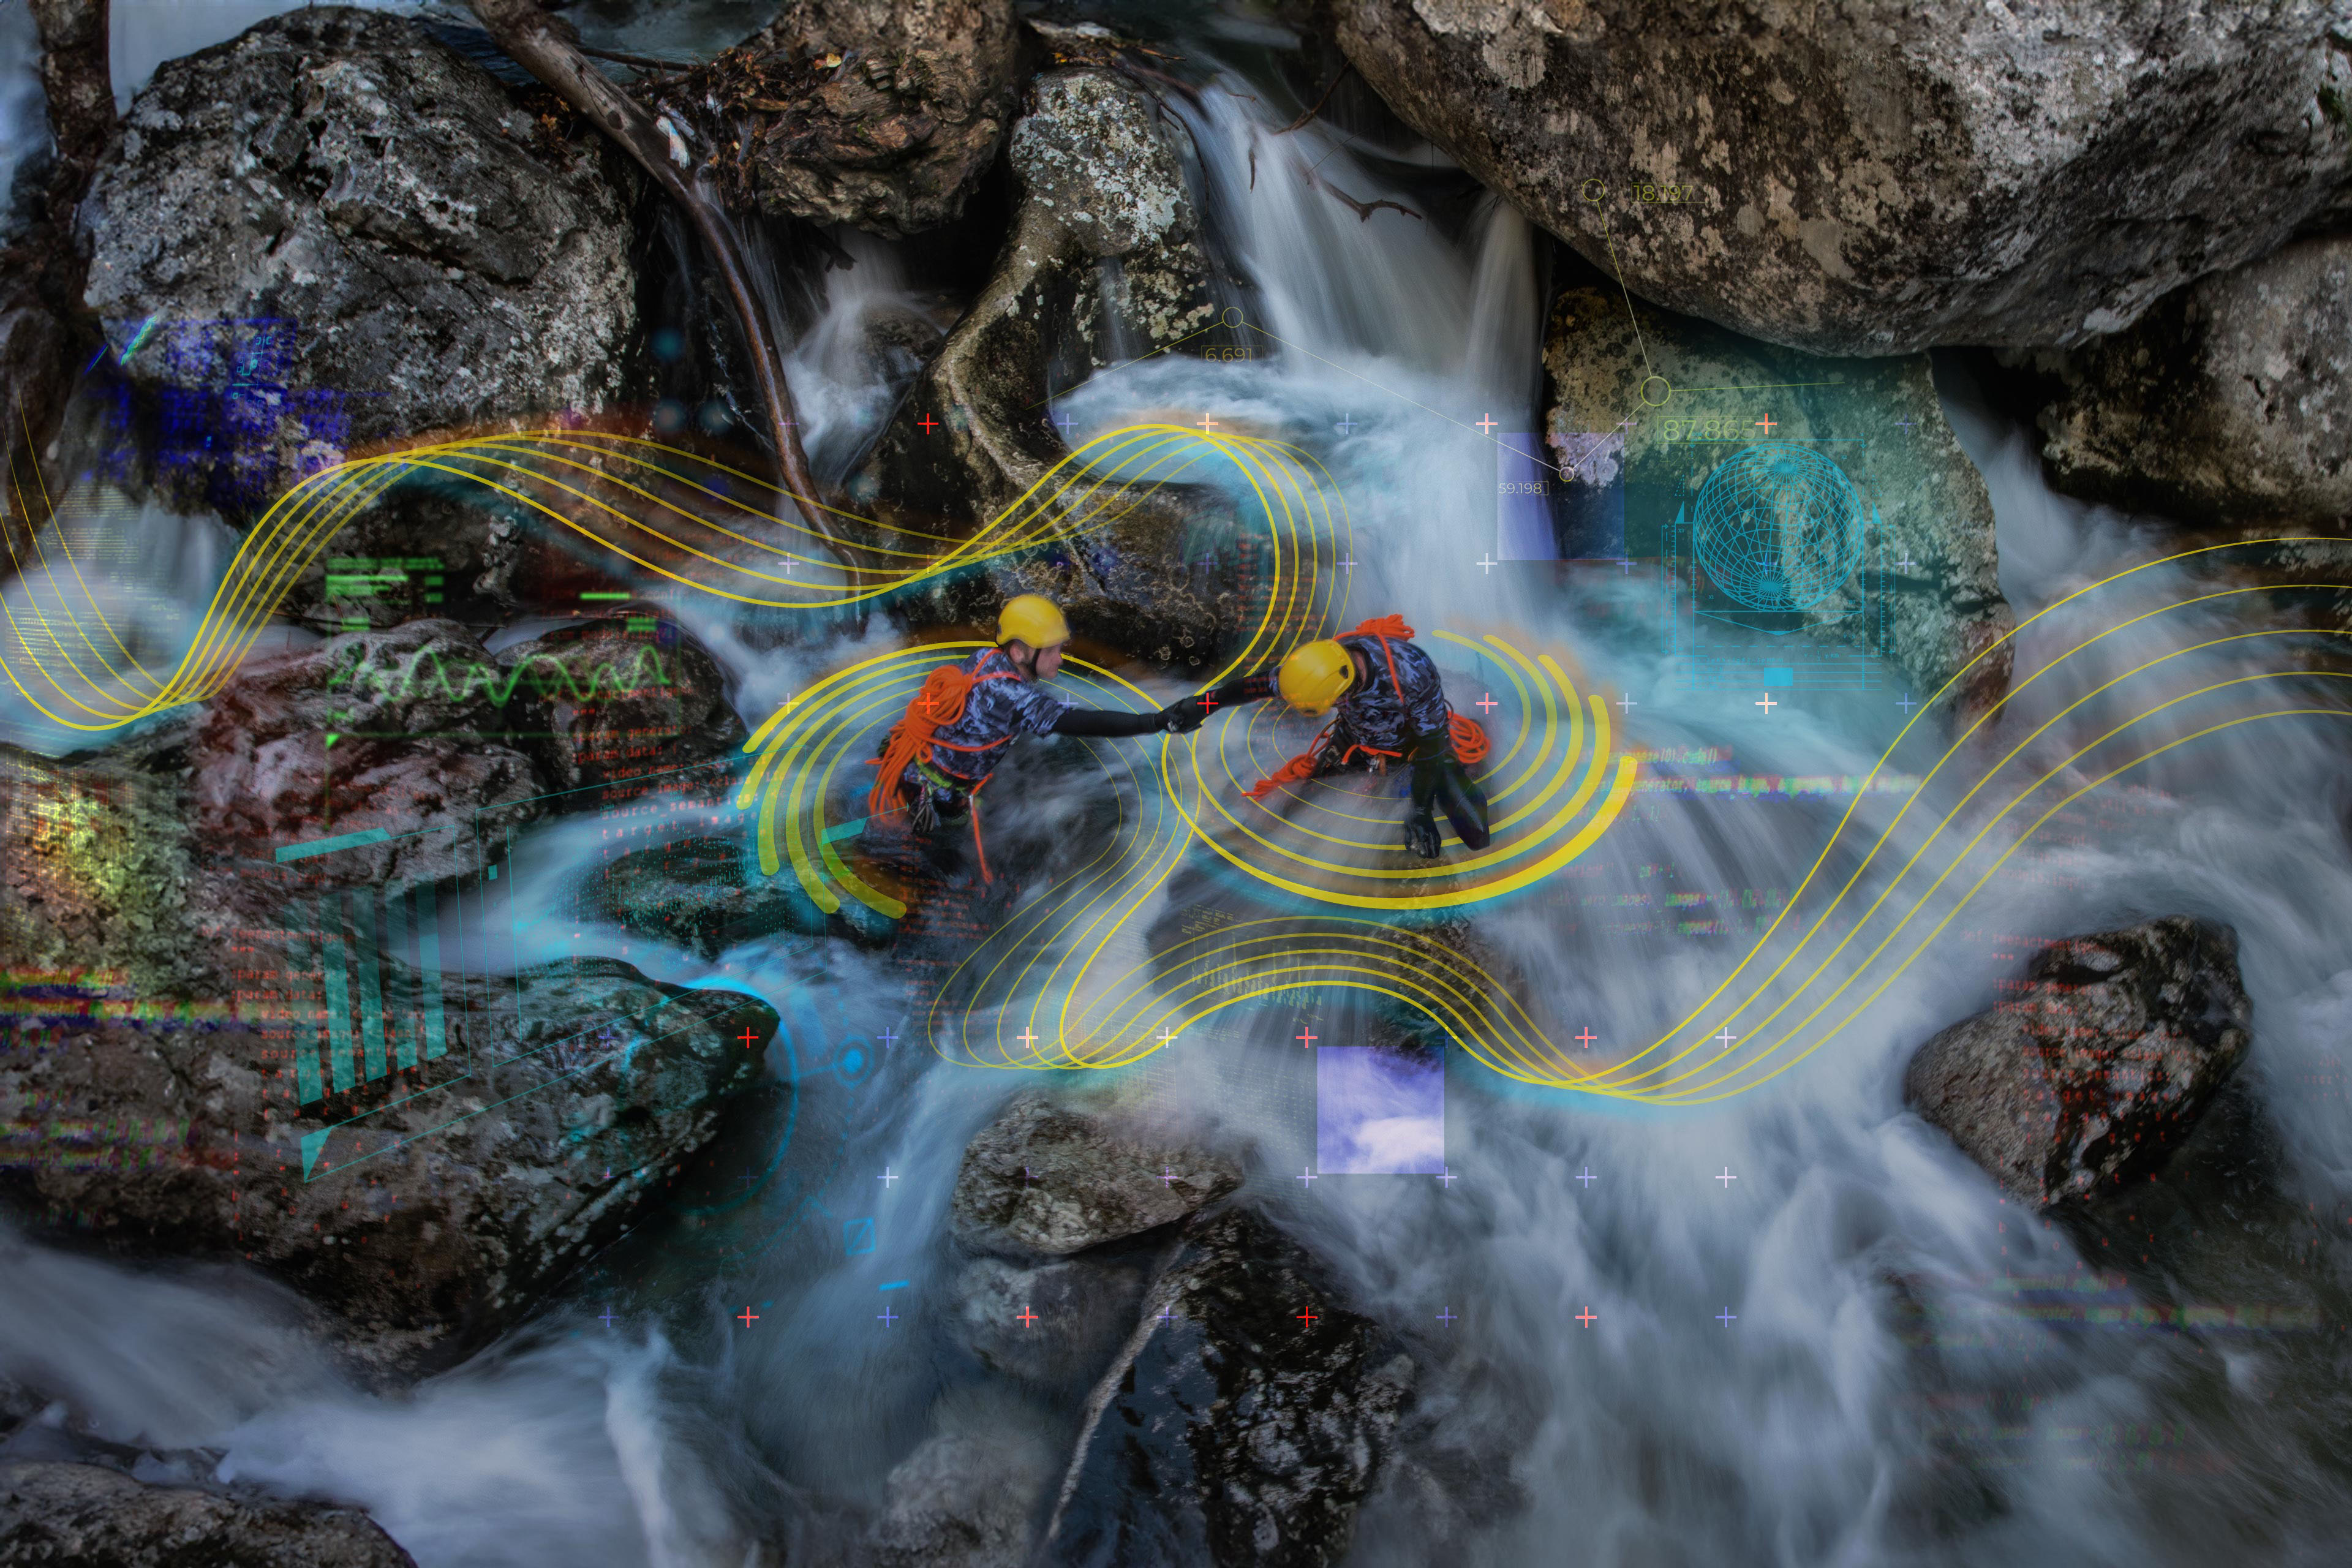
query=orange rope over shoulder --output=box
[865,663,979,818]
[1240,617,1487,799]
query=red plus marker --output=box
[737,1306,759,1327]
[737,1027,760,1049]
[1295,1306,1319,1330]
[917,413,940,434]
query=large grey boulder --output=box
[493,618,745,801]
[0,1461,416,1567]
[851,66,1237,673]
[1543,286,2015,716]
[947,1251,1150,1389]
[0,959,774,1369]
[951,1090,1242,1258]
[1905,917,2253,1208]
[77,7,639,491]
[2029,235,2352,529]
[1041,1207,1415,1568]
[1324,0,2352,355]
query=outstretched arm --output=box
[1052,705,1195,737]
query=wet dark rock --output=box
[0,305,69,561]
[584,834,822,959]
[0,1460,416,1566]
[1042,1207,1415,1568]
[0,957,775,1370]
[951,1090,1242,1258]
[189,620,546,905]
[494,619,745,801]
[947,1251,1150,1389]
[77,7,641,460]
[1905,916,2253,1209]
[852,67,1237,673]
[1544,285,2015,716]
[734,0,1023,238]
[870,1418,1060,1568]
[2025,235,2352,530]
[1325,0,2352,355]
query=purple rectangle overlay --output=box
[1315,1046,1444,1174]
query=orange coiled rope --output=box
[1241,617,1487,799]
[865,663,979,820]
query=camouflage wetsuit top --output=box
[900,645,1074,806]
[1234,632,1455,757]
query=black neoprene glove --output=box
[1053,707,1179,738]
[1207,671,1278,709]
[1406,731,1449,858]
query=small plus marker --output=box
[917,413,940,434]
[1296,1025,1317,1050]
[1336,554,1357,572]
[1336,413,1357,434]
[1716,1167,1738,1188]
[1716,1307,1738,1327]
[1754,693,1777,715]
[1050,410,1075,437]
[1896,417,1917,432]
[1196,412,1219,433]
[1477,554,1498,574]
[1437,1307,1458,1326]
[1896,693,1918,714]
[598,1306,619,1329]
[1022,1166,1035,1186]
[1156,1306,1177,1324]
[1295,1306,1319,1329]
[1754,415,1777,434]
[879,1027,898,1050]
[1160,1164,1177,1187]
[1476,413,1499,434]
[736,1026,760,1049]
[1576,1308,1597,1327]
[737,1306,759,1327]
[877,1306,898,1325]
[1297,1166,1317,1187]
[1715,1027,1738,1052]
[1894,552,1918,572]
[1016,1306,1038,1328]
[1438,1168,1457,1188]
[1158,1028,1178,1048]
[1576,1166,1596,1188]
[1575,1028,1597,1049]
[878,1166,899,1188]
[1016,1027,1039,1049]
[1476,692,1498,715]
[1616,692,1637,714]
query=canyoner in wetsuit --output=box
[1179,614,1491,860]
[864,595,1204,880]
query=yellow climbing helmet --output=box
[1278,639,1356,715]
[995,594,1071,650]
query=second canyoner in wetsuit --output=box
[864,594,1203,880]
[1180,614,1492,860]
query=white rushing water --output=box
[4,17,2351,1568]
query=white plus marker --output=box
[1715,1027,1738,1051]
[1158,1028,1178,1047]
[1476,413,1499,434]
[878,1166,899,1188]
[1477,554,1499,574]
[1616,693,1638,714]
[1754,692,1777,715]
[1896,693,1917,714]
[1297,1166,1317,1187]
[1716,1166,1738,1188]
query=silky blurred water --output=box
[3,10,2350,1568]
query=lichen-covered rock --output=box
[0,957,774,1368]
[948,1251,1149,1388]
[494,619,744,801]
[1905,916,2253,1209]
[2029,234,2352,529]
[1543,286,2014,715]
[851,67,1231,672]
[1324,0,2352,355]
[870,1424,1059,1568]
[77,7,640,477]
[1042,1207,1415,1568]
[0,1461,417,1567]
[951,1090,1241,1258]
[189,620,546,902]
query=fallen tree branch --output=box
[1305,168,1422,224]
[467,0,858,581]
[1278,61,1351,134]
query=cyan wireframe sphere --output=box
[1691,442,1865,612]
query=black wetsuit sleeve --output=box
[1209,671,1278,708]
[1051,707,1167,738]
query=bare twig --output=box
[576,43,696,72]
[1301,165,1421,224]
[1278,61,1351,134]
[467,0,858,579]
